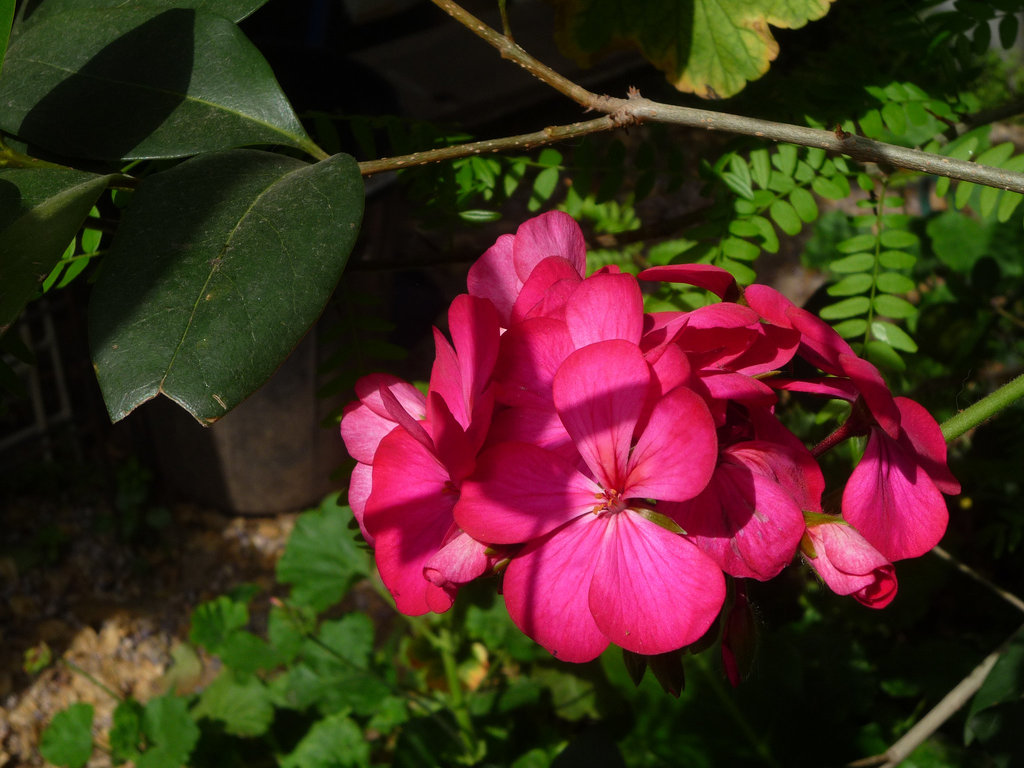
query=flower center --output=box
[592,488,628,516]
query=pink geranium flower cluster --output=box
[340,211,959,665]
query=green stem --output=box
[692,655,781,768]
[62,659,122,701]
[940,373,1024,443]
[436,626,480,763]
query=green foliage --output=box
[88,151,363,424]
[276,492,370,611]
[40,702,94,768]
[550,0,837,99]
[0,6,315,160]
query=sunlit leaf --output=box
[551,0,836,99]
[820,296,870,320]
[88,150,363,423]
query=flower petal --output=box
[625,385,717,502]
[364,428,457,615]
[512,210,586,283]
[553,340,648,490]
[589,511,725,655]
[565,272,644,349]
[502,515,609,662]
[842,428,948,561]
[638,264,739,301]
[455,442,600,544]
[468,233,517,326]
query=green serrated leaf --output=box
[0,169,111,334]
[552,0,836,99]
[873,294,918,319]
[140,694,200,768]
[277,495,369,611]
[189,595,248,655]
[192,669,274,737]
[875,272,916,294]
[830,253,876,273]
[40,703,94,768]
[820,296,871,320]
[0,8,316,160]
[89,150,363,424]
[827,273,873,296]
[280,712,370,768]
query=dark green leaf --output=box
[110,699,144,764]
[40,703,94,768]
[0,0,13,76]
[192,669,274,737]
[280,713,370,768]
[820,296,871,320]
[0,168,110,334]
[19,0,268,26]
[998,12,1019,48]
[277,495,370,611]
[89,150,363,423]
[926,210,986,272]
[966,630,1024,744]
[0,8,316,160]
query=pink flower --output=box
[358,295,502,615]
[467,211,586,327]
[801,517,897,608]
[456,339,725,661]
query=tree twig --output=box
[393,0,1024,195]
[848,624,1022,768]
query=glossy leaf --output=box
[871,320,917,352]
[551,0,837,99]
[89,150,363,423]
[17,0,269,26]
[0,7,317,160]
[0,168,110,334]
